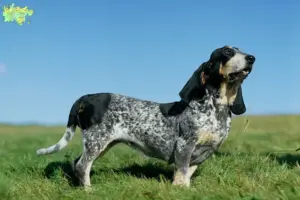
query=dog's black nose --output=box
[245,55,255,64]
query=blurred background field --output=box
[1,115,300,200]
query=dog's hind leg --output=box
[74,129,116,190]
[74,153,94,191]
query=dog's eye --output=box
[222,47,235,57]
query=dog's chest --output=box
[185,105,231,165]
[187,101,232,147]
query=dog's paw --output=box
[172,181,190,187]
[173,171,191,187]
[83,185,93,192]
[172,179,190,187]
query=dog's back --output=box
[36,93,178,159]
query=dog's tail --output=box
[36,98,81,155]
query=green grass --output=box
[1,115,300,200]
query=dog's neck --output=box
[190,89,231,122]
[196,81,241,108]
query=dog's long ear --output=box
[229,86,246,115]
[179,62,210,103]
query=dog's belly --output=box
[127,127,177,162]
[113,103,179,161]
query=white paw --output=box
[83,185,93,192]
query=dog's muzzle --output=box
[228,65,253,82]
[228,54,255,82]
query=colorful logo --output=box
[2,3,34,25]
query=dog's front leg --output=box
[173,137,197,187]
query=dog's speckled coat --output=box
[37,46,255,189]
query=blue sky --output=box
[0,0,299,125]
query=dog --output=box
[36,46,255,189]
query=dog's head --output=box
[179,46,255,115]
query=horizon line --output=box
[1,113,299,127]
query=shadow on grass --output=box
[215,151,300,168]
[44,161,174,186]
[44,151,300,186]
[44,161,80,186]
[267,153,300,167]
[214,151,250,157]
[112,163,174,181]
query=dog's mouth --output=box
[228,66,252,82]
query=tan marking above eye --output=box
[78,102,85,113]
[201,72,206,85]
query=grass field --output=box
[1,115,300,200]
